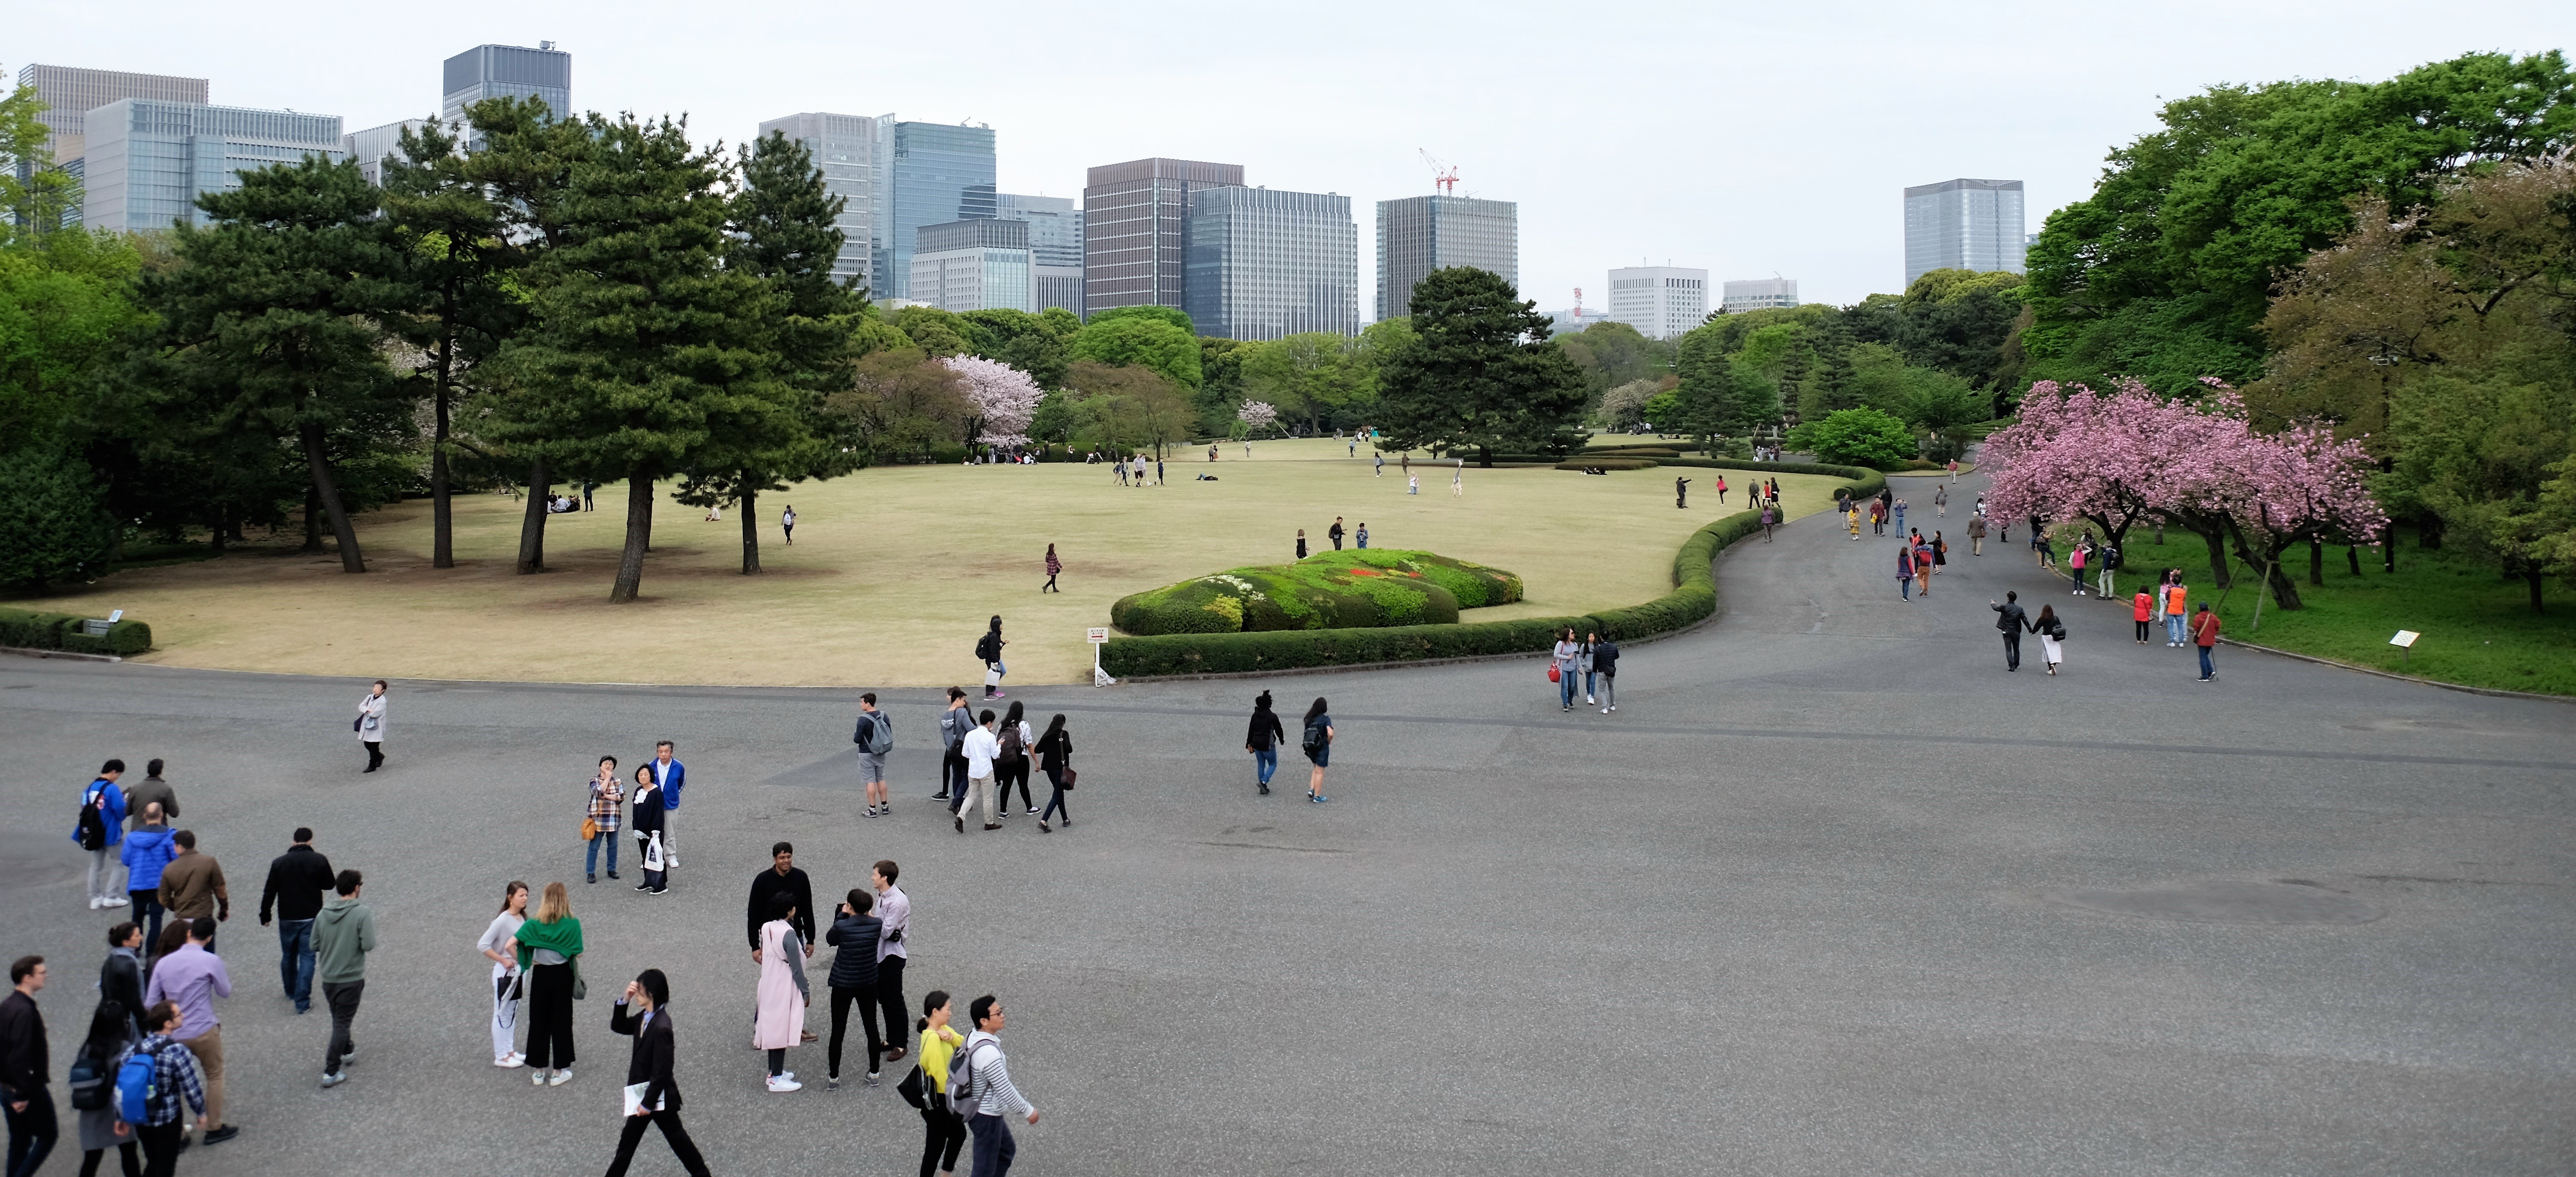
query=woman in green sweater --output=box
[510,882,584,1087]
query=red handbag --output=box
[1547,663,1561,683]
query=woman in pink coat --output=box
[754,894,810,1093]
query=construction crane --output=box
[1418,149,1460,196]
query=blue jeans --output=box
[1900,574,1913,599]
[277,918,316,1010]
[2165,614,2187,644]
[1253,747,1277,786]
[586,831,618,875]
[1558,668,1576,708]
[2198,645,2214,679]
[969,1114,1017,1177]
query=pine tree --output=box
[1376,268,1586,465]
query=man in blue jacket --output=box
[650,741,686,871]
[73,760,129,911]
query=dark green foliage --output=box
[61,619,152,655]
[1376,268,1588,464]
[1554,457,1658,471]
[958,308,1073,390]
[0,448,114,588]
[1068,314,1202,390]
[891,305,972,358]
[1086,305,1194,333]
[1112,550,1522,635]
[0,608,149,654]
[1788,408,1918,467]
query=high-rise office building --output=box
[1083,158,1244,317]
[82,100,344,232]
[1183,187,1357,342]
[871,119,996,300]
[15,64,209,167]
[343,119,427,186]
[1902,178,2024,287]
[909,218,1032,314]
[441,43,571,127]
[1606,266,1707,339]
[996,193,1083,316]
[759,112,877,293]
[1375,195,1518,321]
[1721,278,1799,314]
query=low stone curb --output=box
[0,645,122,663]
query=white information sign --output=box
[2390,630,2420,648]
[1087,627,1110,644]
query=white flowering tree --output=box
[1235,400,1281,438]
[941,355,1044,448]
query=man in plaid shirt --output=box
[131,1000,207,1168]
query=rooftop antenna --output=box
[1417,148,1459,196]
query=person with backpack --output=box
[117,811,174,952]
[99,925,146,1037]
[907,991,968,1177]
[1244,692,1285,796]
[936,689,973,802]
[976,618,1009,701]
[1300,698,1334,804]
[852,695,893,819]
[821,890,883,1091]
[117,1001,201,1176]
[313,871,376,1089]
[956,711,1002,833]
[73,761,131,912]
[2034,604,2069,676]
[604,970,711,1177]
[355,680,388,773]
[2,957,53,1177]
[958,995,1037,1177]
[994,702,1036,820]
[70,997,138,1177]
[1593,635,1620,714]
[1034,714,1073,832]
[257,828,335,1015]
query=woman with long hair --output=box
[754,894,810,1092]
[1243,691,1284,796]
[912,991,968,1177]
[996,701,1036,819]
[143,922,189,989]
[477,882,529,1067]
[1036,714,1073,832]
[585,757,624,884]
[73,999,140,1177]
[605,969,711,1177]
[1302,697,1334,804]
[1041,544,1061,593]
[1551,628,1580,712]
[2034,604,2069,676]
[509,882,584,1086]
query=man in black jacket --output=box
[1991,591,2031,671]
[1,956,53,1177]
[822,889,884,1089]
[747,843,815,959]
[607,970,709,1177]
[1592,636,1620,713]
[259,828,335,1014]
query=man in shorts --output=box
[852,695,891,818]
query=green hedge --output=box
[1109,550,1522,636]
[1554,457,1658,471]
[0,608,151,655]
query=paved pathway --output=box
[2,468,2569,1176]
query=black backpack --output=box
[1300,718,1326,754]
[68,1026,120,1111]
[975,632,999,662]
[76,787,108,852]
[998,723,1025,766]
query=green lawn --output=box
[2083,529,2576,696]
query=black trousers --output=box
[1040,765,1069,823]
[1000,759,1033,810]
[2001,630,2022,670]
[322,977,364,1073]
[77,1140,140,1177]
[917,1105,967,1177]
[4,1091,55,1177]
[523,963,576,1069]
[828,984,886,1078]
[605,1109,710,1177]
[135,1123,180,1177]
[876,955,908,1052]
[363,740,384,770]
[940,748,966,797]
[2135,619,2152,641]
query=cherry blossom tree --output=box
[1236,400,1280,437]
[1983,379,2183,562]
[940,355,1043,448]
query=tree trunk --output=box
[2192,526,2232,588]
[611,470,651,603]
[1477,445,1493,469]
[516,457,550,574]
[2418,517,2442,549]
[302,485,323,552]
[2260,546,2303,610]
[2529,569,2546,615]
[2308,537,2324,586]
[739,479,761,575]
[299,424,365,573]
[2347,545,2363,576]
[431,387,454,569]
[209,503,227,555]
[2382,522,2397,573]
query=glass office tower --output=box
[441,43,572,126]
[871,119,997,300]
[1183,187,1357,341]
[997,192,1083,316]
[1083,158,1244,316]
[910,218,1032,314]
[759,112,877,293]
[1902,178,2024,287]
[1375,195,1518,320]
[343,119,427,186]
[15,64,208,168]
[82,99,345,232]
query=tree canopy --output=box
[1375,267,1586,463]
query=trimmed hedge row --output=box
[0,607,153,656]
[1110,550,1522,636]
[1554,458,1658,471]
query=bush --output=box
[0,608,154,655]
[0,449,116,590]
[1111,550,1522,635]
[60,619,152,656]
[1786,408,1917,467]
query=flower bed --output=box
[1109,550,1524,636]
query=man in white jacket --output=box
[955,712,1001,833]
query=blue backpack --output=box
[113,1044,161,1126]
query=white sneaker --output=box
[547,1067,574,1086]
[767,1075,803,1093]
[87,897,103,910]
[101,896,128,908]
[494,1055,524,1068]
[1586,695,1596,704]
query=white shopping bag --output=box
[642,832,666,873]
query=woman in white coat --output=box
[357,679,388,772]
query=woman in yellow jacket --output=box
[912,991,969,1177]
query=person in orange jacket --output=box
[2191,604,2222,681]
[2132,588,2155,643]
[2162,578,2190,647]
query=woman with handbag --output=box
[355,680,387,773]
[904,991,968,1177]
[629,766,667,896]
[1551,628,1580,712]
[1035,714,1073,832]
[2035,604,2069,676]
[476,882,528,1067]
[509,882,584,1087]
[584,758,624,884]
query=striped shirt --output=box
[961,1031,1032,1118]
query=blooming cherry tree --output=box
[1236,400,1280,437]
[941,355,1044,448]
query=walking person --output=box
[121,763,176,843]
[1300,698,1334,804]
[2,957,54,1177]
[1932,531,1948,576]
[1355,522,1369,549]
[1760,503,1776,541]
[100,924,146,1036]
[822,890,883,1090]
[960,996,1039,1177]
[780,505,796,546]
[1244,692,1285,796]
[936,688,972,802]
[1452,460,1463,496]
[355,680,388,773]
[1968,514,1986,556]
[1934,485,1947,517]
[510,882,583,1087]
[584,758,624,885]
[1714,475,1727,505]
[753,894,811,1092]
[853,694,893,819]
[123,1003,204,1177]
[73,762,129,912]
[1579,631,1599,707]
[257,829,334,1015]
[1031,714,1074,832]
[155,833,226,956]
[1407,474,1418,496]
[1897,542,1916,601]
[995,701,1036,820]
[2035,531,2056,572]
[1990,591,2029,673]
[1295,530,1307,560]
[2133,587,2155,643]
[955,710,1001,833]
[1592,634,1619,713]
[2034,605,2069,675]
[908,992,968,1177]
[116,811,173,952]
[1552,628,1581,711]
[70,997,139,1177]
[140,918,232,1146]
[1675,476,1689,509]
[1914,534,1933,597]
[648,741,685,872]
[2192,603,2222,681]
[871,862,910,1070]
[977,617,1009,701]
[1374,452,1384,477]
[478,882,529,1069]
[629,766,667,896]
[1041,545,1060,593]
[313,870,374,1089]
[2163,576,2190,646]
[603,970,712,1177]
[1329,518,1345,550]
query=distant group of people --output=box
[1548,630,1621,714]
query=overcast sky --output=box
[20,1,2574,318]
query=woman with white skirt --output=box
[478,881,529,1066]
[2034,604,2068,676]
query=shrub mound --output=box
[0,607,152,656]
[1111,551,1522,636]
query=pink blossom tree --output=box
[1983,379,2185,564]
[940,355,1044,449]
[1236,400,1280,437]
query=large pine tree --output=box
[1375,267,1585,465]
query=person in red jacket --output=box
[2132,590,2154,643]
[2192,604,2222,681]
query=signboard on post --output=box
[2390,629,2420,664]
[1088,628,1116,686]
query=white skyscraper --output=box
[1721,278,1799,314]
[1606,266,1707,339]
[758,112,877,293]
[1903,178,2025,287]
